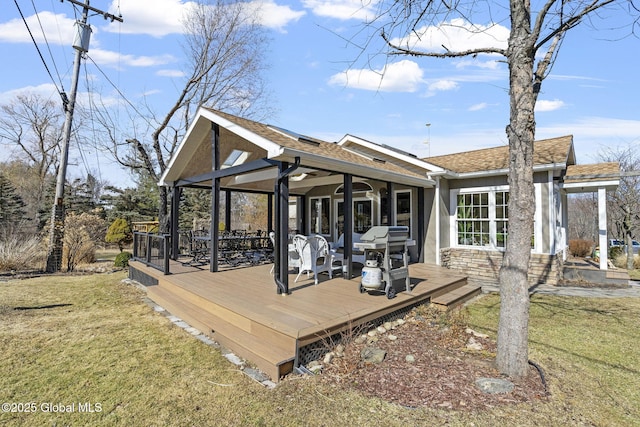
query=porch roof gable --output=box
[160,107,435,189]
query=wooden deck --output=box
[129,259,473,381]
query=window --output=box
[495,191,509,248]
[457,192,491,246]
[396,191,411,232]
[455,190,509,248]
[310,197,330,235]
[335,182,373,194]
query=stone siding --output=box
[440,248,563,286]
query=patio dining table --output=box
[187,233,272,267]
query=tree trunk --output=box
[496,3,535,379]
[159,186,169,234]
[625,207,634,270]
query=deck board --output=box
[130,259,468,379]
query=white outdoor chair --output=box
[269,232,301,274]
[294,234,337,285]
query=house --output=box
[129,107,619,379]
[158,107,619,286]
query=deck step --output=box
[147,284,296,380]
[431,283,482,310]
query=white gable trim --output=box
[338,134,446,174]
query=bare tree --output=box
[357,1,638,377]
[0,93,63,229]
[567,194,598,241]
[600,144,640,269]
[90,0,271,231]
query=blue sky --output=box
[1,0,639,188]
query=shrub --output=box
[609,245,624,260]
[0,233,44,272]
[114,251,132,268]
[62,212,107,272]
[569,239,593,258]
[106,219,133,252]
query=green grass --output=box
[1,273,639,426]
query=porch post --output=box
[170,185,181,260]
[267,193,273,232]
[598,187,608,270]
[274,161,290,294]
[417,186,425,263]
[210,123,221,272]
[387,182,395,225]
[344,174,353,278]
[225,190,232,232]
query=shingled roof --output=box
[564,162,620,184]
[423,135,574,174]
[208,108,427,181]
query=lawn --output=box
[1,271,639,426]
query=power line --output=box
[13,0,63,97]
[85,54,159,129]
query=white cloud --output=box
[328,60,424,92]
[253,1,306,32]
[302,0,379,21]
[157,69,185,78]
[0,84,59,104]
[535,99,565,112]
[104,0,303,36]
[428,80,458,92]
[455,59,501,70]
[104,0,190,37]
[536,117,640,162]
[89,49,176,68]
[391,18,509,54]
[0,11,76,45]
[469,102,488,111]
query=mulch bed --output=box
[317,305,548,411]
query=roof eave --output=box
[444,162,567,179]
[279,147,435,188]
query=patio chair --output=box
[269,232,301,274]
[294,234,337,285]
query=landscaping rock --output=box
[475,377,514,394]
[466,337,483,351]
[323,352,335,364]
[360,347,386,364]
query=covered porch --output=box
[159,108,440,295]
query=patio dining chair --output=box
[294,234,337,285]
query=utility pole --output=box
[46,0,123,272]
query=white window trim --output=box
[394,189,412,232]
[309,196,331,237]
[451,185,542,253]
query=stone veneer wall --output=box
[440,248,564,286]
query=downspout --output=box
[273,157,301,294]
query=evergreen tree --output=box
[0,173,27,232]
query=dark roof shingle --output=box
[423,136,574,174]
